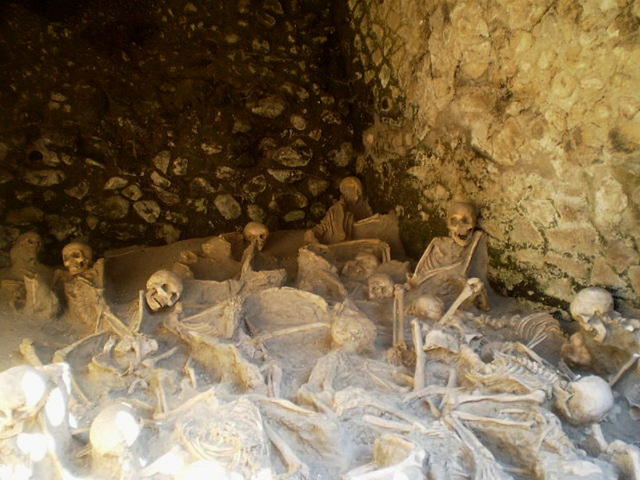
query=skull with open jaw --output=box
[145,269,183,312]
[447,201,477,247]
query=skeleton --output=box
[57,241,106,328]
[0,362,75,479]
[463,342,561,397]
[407,201,489,307]
[391,277,486,365]
[405,343,608,479]
[175,396,271,478]
[252,395,341,477]
[0,232,58,318]
[304,176,373,245]
[5,232,51,282]
[563,287,640,374]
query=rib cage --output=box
[515,313,564,348]
[463,344,559,396]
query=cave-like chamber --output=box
[0,0,639,478]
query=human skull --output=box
[331,303,377,352]
[145,269,183,312]
[446,201,477,247]
[90,402,140,457]
[62,242,93,276]
[570,287,614,325]
[10,232,42,266]
[243,222,269,251]
[339,176,363,203]
[408,294,445,322]
[0,365,49,429]
[570,287,614,342]
[553,375,614,426]
[342,252,380,280]
[368,273,394,299]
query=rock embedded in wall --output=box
[133,201,161,224]
[214,195,242,221]
[24,170,65,187]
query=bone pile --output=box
[1,226,639,479]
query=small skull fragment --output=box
[243,221,269,251]
[342,252,379,280]
[367,273,394,299]
[408,294,444,321]
[331,303,376,353]
[145,269,183,312]
[446,201,477,247]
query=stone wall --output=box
[0,0,361,265]
[347,0,640,307]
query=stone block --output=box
[509,216,544,246]
[590,257,626,289]
[546,224,600,257]
[604,240,638,274]
[544,253,590,283]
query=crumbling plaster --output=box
[347,0,640,307]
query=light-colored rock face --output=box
[347,0,639,307]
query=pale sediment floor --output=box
[0,239,639,479]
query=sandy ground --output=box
[1,235,639,479]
